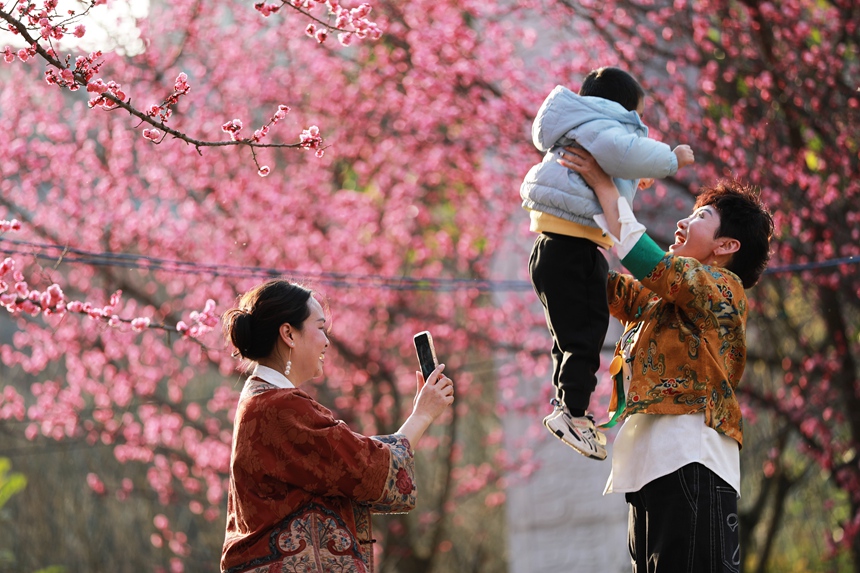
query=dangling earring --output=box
[284,346,293,377]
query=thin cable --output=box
[763,256,858,274]
[0,238,532,292]
[0,237,856,292]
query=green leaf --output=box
[810,28,821,45]
[0,457,27,508]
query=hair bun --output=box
[222,280,313,362]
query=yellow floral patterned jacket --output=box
[607,234,748,447]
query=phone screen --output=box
[413,331,438,380]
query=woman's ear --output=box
[279,323,294,347]
[715,237,741,256]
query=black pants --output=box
[528,232,609,412]
[625,463,741,573]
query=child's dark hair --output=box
[579,67,645,113]
[221,280,313,360]
[695,179,774,288]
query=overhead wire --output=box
[0,237,856,293]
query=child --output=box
[520,67,694,459]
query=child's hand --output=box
[673,145,695,169]
[638,178,654,190]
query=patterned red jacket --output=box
[221,378,416,573]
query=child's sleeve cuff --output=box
[593,197,647,258]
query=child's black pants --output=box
[528,232,609,413]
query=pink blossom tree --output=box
[1,0,858,570]
[545,0,859,568]
[1,0,539,570]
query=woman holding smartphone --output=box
[220,279,454,573]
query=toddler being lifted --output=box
[520,67,694,460]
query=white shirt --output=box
[604,413,740,495]
[251,364,295,389]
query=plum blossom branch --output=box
[255,0,382,46]
[0,3,326,159]
[0,264,218,340]
[0,222,218,341]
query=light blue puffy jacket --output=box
[520,85,678,228]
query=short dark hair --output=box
[221,280,313,360]
[579,67,645,113]
[695,179,774,288]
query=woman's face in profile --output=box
[292,297,329,381]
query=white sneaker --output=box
[543,402,607,460]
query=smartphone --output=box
[413,331,439,381]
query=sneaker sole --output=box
[543,417,607,460]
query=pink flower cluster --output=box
[3,0,91,65]
[320,1,382,46]
[335,2,382,44]
[252,104,291,143]
[299,125,324,156]
[65,289,123,323]
[143,129,162,142]
[87,472,106,495]
[257,0,381,46]
[0,218,21,232]
[87,77,126,110]
[223,104,294,147]
[0,226,214,338]
[0,268,210,339]
[305,24,328,44]
[44,50,104,92]
[0,386,25,421]
[221,119,243,141]
[253,2,281,17]
[3,45,36,63]
[151,513,191,559]
[0,258,65,317]
[38,15,66,40]
[0,254,186,335]
[145,72,191,125]
[12,0,61,38]
[176,299,218,339]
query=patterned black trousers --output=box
[625,463,741,573]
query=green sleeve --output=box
[620,233,666,280]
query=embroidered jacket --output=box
[606,235,748,446]
[221,379,417,573]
